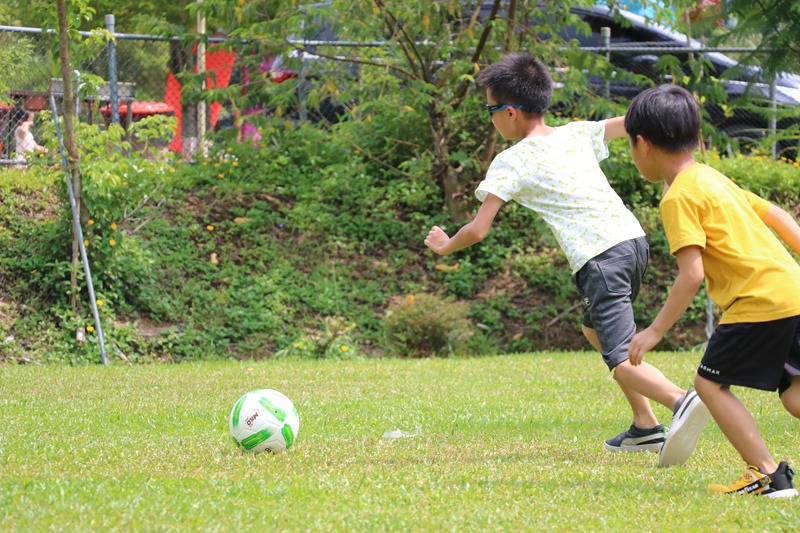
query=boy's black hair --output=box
[12,108,30,125]
[625,85,700,152]
[476,53,553,115]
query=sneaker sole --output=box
[659,392,711,467]
[603,442,663,453]
[766,488,799,499]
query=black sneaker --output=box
[604,423,667,452]
[659,390,711,467]
[709,461,799,499]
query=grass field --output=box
[2,352,799,531]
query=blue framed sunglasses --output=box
[486,103,527,116]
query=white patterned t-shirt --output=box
[475,120,645,273]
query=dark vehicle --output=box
[561,4,800,157]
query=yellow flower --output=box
[217,173,224,179]
[109,239,116,246]
[169,168,175,174]
[207,225,214,231]
[96,299,104,307]
[202,162,208,166]
[84,239,89,246]
[407,294,415,304]
[293,343,300,348]
[111,223,117,230]
[341,345,350,352]
[88,219,94,225]
[214,163,220,168]
[87,326,95,332]
[232,161,238,167]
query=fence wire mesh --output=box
[0,22,798,165]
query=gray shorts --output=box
[574,237,649,370]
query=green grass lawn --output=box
[2,352,799,531]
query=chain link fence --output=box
[1,18,798,165]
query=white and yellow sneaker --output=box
[709,462,798,499]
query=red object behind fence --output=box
[166,47,238,153]
[99,101,175,118]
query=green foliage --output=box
[702,151,800,206]
[714,0,800,77]
[274,317,360,360]
[382,293,473,357]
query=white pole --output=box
[197,0,207,157]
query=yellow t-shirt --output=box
[661,163,800,324]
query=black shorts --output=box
[698,315,800,394]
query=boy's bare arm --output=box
[763,204,800,255]
[628,245,705,364]
[424,194,504,256]
[603,116,627,141]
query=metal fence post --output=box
[105,14,120,125]
[601,26,611,101]
[49,92,109,365]
[769,77,777,160]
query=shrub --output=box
[273,317,360,360]
[382,293,472,357]
[702,151,800,207]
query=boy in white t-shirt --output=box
[424,53,709,465]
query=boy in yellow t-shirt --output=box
[625,84,800,498]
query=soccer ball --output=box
[229,389,300,454]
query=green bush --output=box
[382,293,473,357]
[702,151,800,207]
[273,317,360,360]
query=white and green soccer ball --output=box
[229,389,300,454]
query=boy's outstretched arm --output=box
[424,194,504,256]
[628,245,705,364]
[763,204,800,255]
[603,116,627,141]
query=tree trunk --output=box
[429,106,465,220]
[56,0,83,312]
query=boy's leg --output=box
[613,359,685,413]
[694,374,776,473]
[779,322,800,417]
[584,325,659,428]
[780,377,800,418]
[699,318,799,496]
[577,238,689,451]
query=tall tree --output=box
[219,0,610,218]
[712,0,800,76]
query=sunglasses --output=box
[486,103,527,116]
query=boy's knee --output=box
[780,380,800,418]
[693,374,717,397]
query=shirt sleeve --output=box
[661,194,707,255]
[742,189,771,219]
[474,151,518,203]
[587,121,610,162]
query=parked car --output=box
[558,4,800,157]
